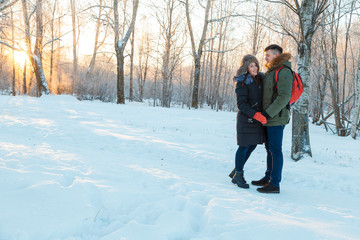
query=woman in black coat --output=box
[229,54,267,189]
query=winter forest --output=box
[1,0,360,144]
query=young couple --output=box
[229,44,293,194]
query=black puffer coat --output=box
[235,73,265,146]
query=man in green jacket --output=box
[251,44,293,194]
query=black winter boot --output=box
[251,177,269,186]
[231,171,249,189]
[229,168,235,178]
[257,183,280,194]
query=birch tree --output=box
[351,50,360,139]
[184,0,212,109]
[129,19,135,101]
[21,0,49,96]
[114,0,139,104]
[70,0,78,91]
[49,0,57,92]
[11,8,15,96]
[265,0,328,160]
[291,0,329,160]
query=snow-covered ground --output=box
[0,95,359,240]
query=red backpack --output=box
[273,66,303,108]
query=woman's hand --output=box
[253,112,267,124]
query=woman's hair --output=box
[236,54,260,85]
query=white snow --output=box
[0,95,359,240]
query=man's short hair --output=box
[265,44,283,55]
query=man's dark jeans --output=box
[264,125,285,187]
[235,145,257,172]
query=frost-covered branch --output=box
[0,40,22,51]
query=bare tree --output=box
[70,0,77,91]
[129,15,135,101]
[249,0,264,56]
[21,0,49,96]
[11,8,15,96]
[86,0,111,78]
[291,0,329,160]
[152,0,186,107]
[212,0,234,112]
[184,0,212,109]
[114,0,139,104]
[56,9,63,94]
[351,48,360,139]
[310,27,328,126]
[318,0,358,137]
[135,30,151,102]
[265,0,328,160]
[48,0,58,93]
[341,0,355,128]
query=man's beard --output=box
[265,62,271,70]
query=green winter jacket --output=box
[263,53,293,126]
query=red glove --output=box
[253,112,267,124]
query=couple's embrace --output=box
[229,44,293,194]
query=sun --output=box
[13,51,29,66]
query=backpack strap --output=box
[273,66,290,89]
[272,66,292,115]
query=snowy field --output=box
[0,95,359,240]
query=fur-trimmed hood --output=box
[265,52,292,70]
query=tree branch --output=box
[42,37,61,48]
[0,0,19,12]
[204,44,242,53]
[209,14,244,23]
[0,40,22,51]
[263,0,298,14]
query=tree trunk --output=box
[251,1,262,56]
[191,55,201,108]
[351,50,360,139]
[341,0,355,129]
[292,46,312,160]
[34,0,48,96]
[70,0,77,92]
[57,13,62,94]
[161,35,171,107]
[291,1,315,160]
[116,51,125,104]
[129,25,135,101]
[21,0,49,96]
[49,0,57,93]
[156,0,183,108]
[11,8,15,96]
[185,0,212,109]
[87,0,104,78]
[328,0,345,136]
[114,0,139,104]
[23,60,27,94]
